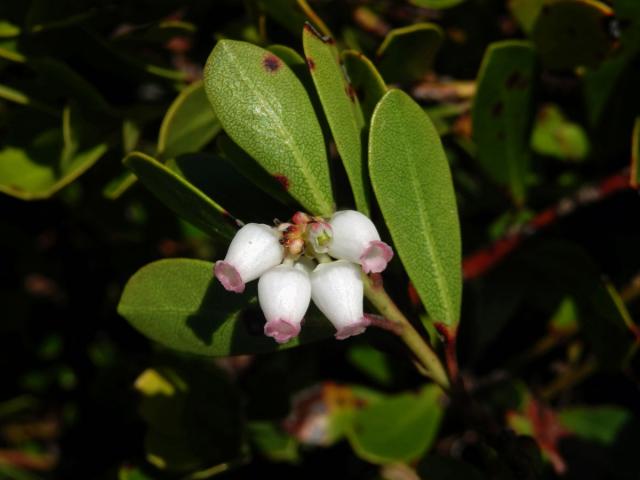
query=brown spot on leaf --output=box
[306,56,315,71]
[506,71,529,90]
[262,54,281,73]
[491,101,504,117]
[273,174,290,190]
[345,84,357,102]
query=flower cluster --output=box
[214,210,394,343]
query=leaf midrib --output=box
[222,42,330,214]
[404,136,454,325]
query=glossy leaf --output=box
[631,117,639,188]
[303,25,370,214]
[472,41,535,205]
[346,385,443,464]
[123,151,237,240]
[342,50,387,123]
[532,0,614,70]
[204,39,334,216]
[376,23,443,84]
[157,81,221,161]
[369,89,462,327]
[117,259,334,356]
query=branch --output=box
[463,169,633,280]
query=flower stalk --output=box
[362,273,450,390]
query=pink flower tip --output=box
[335,316,371,340]
[360,241,394,274]
[214,261,245,293]
[264,319,301,344]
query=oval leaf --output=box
[118,259,334,356]
[204,39,334,216]
[346,385,444,464]
[123,151,237,240]
[157,80,221,160]
[369,89,461,327]
[303,25,370,214]
[472,41,535,205]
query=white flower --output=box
[310,260,370,340]
[214,223,283,293]
[308,221,333,254]
[328,210,394,274]
[259,264,311,343]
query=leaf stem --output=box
[362,273,450,390]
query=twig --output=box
[463,169,633,280]
[540,356,598,400]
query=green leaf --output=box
[531,104,589,161]
[217,134,297,208]
[0,20,20,38]
[342,50,387,123]
[376,23,443,84]
[157,80,221,161]
[509,0,544,33]
[532,0,614,70]
[117,259,334,356]
[249,422,299,463]
[303,25,370,215]
[631,117,640,188]
[472,41,536,205]
[369,89,462,327]
[123,151,237,240]
[346,385,444,464]
[204,39,334,216]
[347,344,393,385]
[559,406,632,445]
[410,0,467,8]
[0,110,108,200]
[29,58,115,116]
[169,153,290,223]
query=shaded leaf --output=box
[347,344,393,386]
[472,41,535,205]
[217,134,297,208]
[346,385,444,464]
[249,421,299,462]
[204,40,334,216]
[410,0,467,8]
[303,24,370,214]
[135,362,244,472]
[123,151,237,240]
[117,259,334,356]
[376,23,443,84]
[369,89,462,327]
[169,153,290,223]
[532,0,615,70]
[559,406,632,445]
[0,107,108,200]
[342,50,387,123]
[509,0,544,33]
[157,80,221,161]
[631,117,639,188]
